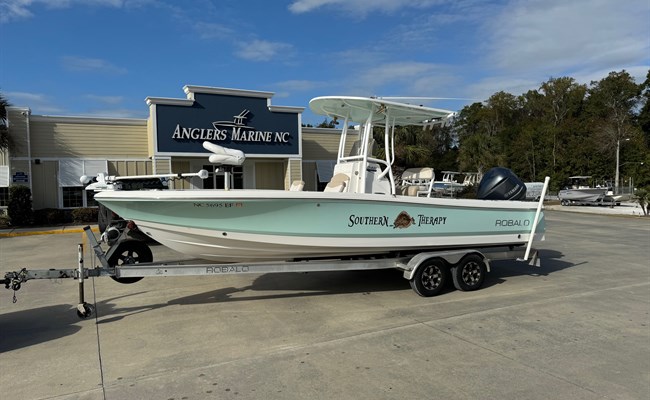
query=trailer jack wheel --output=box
[76,302,94,319]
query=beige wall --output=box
[302,127,358,160]
[29,116,148,159]
[255,161,285,189]
[5,111,152,204]
[285,158,303,189]
[154,157,171,174]
[108,160,153,176]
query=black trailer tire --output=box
[108,240,152,284]
[98,204,112,233]
[451,254,486,291]
[409,258,449,297]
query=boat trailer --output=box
[1,225,541,319]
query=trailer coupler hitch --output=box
[2,268,29,303]
[2,268,28,290]
[1,244,96,319]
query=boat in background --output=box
[558,176,608,205]
[94,96,547,263]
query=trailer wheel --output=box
[409,259,449,297]
[108,240,152,284]
[451,254,486,291]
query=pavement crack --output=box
[90,277,107,400]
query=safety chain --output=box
[2,268,28,303]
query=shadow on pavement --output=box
[0,304,82,353]
[167,268,409,305]
[481,249,576,290]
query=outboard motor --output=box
[477,167,527,200]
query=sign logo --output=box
[212,109,254,131]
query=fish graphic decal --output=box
[393,211,414,229]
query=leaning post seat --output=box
[398,167,434,196]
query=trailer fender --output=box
[402,250,490,281]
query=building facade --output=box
[1,85,355,210]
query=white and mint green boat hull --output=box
[95,190,545,263]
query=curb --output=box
[0,226,100,238]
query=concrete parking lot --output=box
[1,211,648,400]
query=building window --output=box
[59,159,107,208]
[62,187,84,208]
[0,187,8,207]
[202,165,244,189]
[60,186,98,208]
[85,188,98,207]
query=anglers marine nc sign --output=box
[152,89,301,156]
[171,110,291,144]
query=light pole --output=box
[615,138,630,195]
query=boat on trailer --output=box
[558,176,609,206]
[93,96,547,263]
[2,96,550,316]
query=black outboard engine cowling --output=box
[477,167,527,200]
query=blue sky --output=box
[1,0,649,125]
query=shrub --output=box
[0,214,9,229]
[71,207,99,223]
[8,185,33,226]
[33,208,66,225]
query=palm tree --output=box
[635,188,649,216]
[0,91,10,151]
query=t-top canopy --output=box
[309,96,454,127]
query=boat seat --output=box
[398,167,434,196]
[401,167,434,183]
[289,180,305,191]
[324,173,349,192]
[400,186,422,196]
